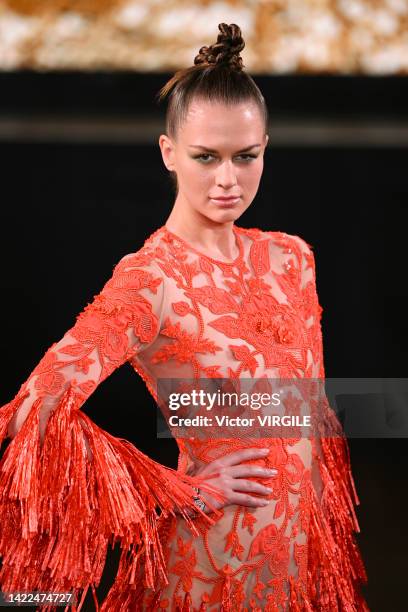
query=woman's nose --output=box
[215,160,238,188]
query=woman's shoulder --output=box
[116,226,165,268]
[236,224,314,253]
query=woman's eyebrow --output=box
[188,144,262,153]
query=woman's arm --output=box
[0,250,224,608]
[290,233,325,379]
[289,234,368,606]
[6,253,164,443]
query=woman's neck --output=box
[164,202,238,261]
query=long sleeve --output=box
[0,251,225,611]
[290,235,369,610]
[5,254,165,443]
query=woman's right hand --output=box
[189,447,277,514]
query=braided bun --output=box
[194,23,245,72]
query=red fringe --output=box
[0,385,368,611]
[303,428,369,612]
[0,383,225,612]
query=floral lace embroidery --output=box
[0,224,368,612]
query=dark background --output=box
[0,72,407,611]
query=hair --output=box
[156,23,269,194]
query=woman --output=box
[0,23,367,612]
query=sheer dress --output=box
[0,224,368,611]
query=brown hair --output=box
[156,23,269,193]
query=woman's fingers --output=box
[229,464,277,478]
[189,448,277,513]
[214,447,270,467]
[230,492,271,507]
[230,479,273,495]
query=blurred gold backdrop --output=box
[0,0,407,74]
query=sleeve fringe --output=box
[304,426,369,611]
[0,383,226,612]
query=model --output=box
[0,23,368,612]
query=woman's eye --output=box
[237,154,258,161]
[194,153,258,163]
[196,154,214,163]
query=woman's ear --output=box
[159,134,176,171]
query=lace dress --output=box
[0,224,368,611]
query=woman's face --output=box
[159,98,269,224]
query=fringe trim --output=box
[0,383,226,612]
[303,419,369,612]
[0,386,368,611]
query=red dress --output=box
[0,224,368,611]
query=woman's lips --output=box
[211,196,241,206]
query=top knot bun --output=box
[194,23,245,72]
